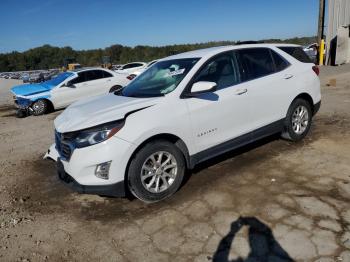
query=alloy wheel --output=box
[292,105,309,135]
[140,151,178,193]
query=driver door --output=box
[185,51,253,155]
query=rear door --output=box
[234,47,296,131]
[82,70,115,96]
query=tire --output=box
[128,140,186,203]
[109,85,123,93]
[281,98,312,142]
[16,109,27,118]
[32,99,48,116]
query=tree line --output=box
[0,36,316,72]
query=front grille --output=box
[55,131,74,161]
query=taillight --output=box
[312,65,319,76]
[127,74,136,80]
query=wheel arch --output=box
[32,97,55,112]
[109,85,123,93]
[124,133,191,183]
[292,93,315,114]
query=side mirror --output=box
[64,81,75,88]
[190,81,217,94]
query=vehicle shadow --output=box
[212,217,294,262]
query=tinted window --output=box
[69,72,86,84]
[235,48,275,81]
[278,47,312,63]
[103,70,113,78]
[194,53,239,90]
[271,50,290,72]
[123,63,143,69]
[85,70,104,81]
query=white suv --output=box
[45,44,321,202]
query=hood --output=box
[11,83,53,96]
[54,94,160,133]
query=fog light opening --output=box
[95,161,111,180]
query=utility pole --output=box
[317,0,326,64]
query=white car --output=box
[110,60,160,91]
[45,44,321,202]
[114,62,146,74]
[11,68,125,116]
[126,60,158,80]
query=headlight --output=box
[74,120,124,148]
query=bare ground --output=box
[0,65,350,261]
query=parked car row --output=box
[0,69,60,83]
[10,59,158,117]
[38,44,321,202]
[2,61,150,84]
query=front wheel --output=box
[128,140,186,203]
[32,99,48,116]
[281,98,312,142]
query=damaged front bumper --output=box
[14,96,32,109]
[44,137,135,197]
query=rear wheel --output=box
[128,140,185,203]
[281,98,312,141]
[32,99,48,116]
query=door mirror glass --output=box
[191,81,217,94]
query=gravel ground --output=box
[0,65,350,261]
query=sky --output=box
[0,0,320,53]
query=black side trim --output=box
[313,101,321,116]
[57,159,125,197]
[189,119,284,168]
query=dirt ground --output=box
[0,65,350,262]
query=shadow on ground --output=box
[213,217,294,262]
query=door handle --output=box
[234,89,247,95]
[284,74,294,79]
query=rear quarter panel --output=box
[290,63,321,106]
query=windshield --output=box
[43,72,74,86]
[121,58,199,97]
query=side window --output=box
[278,47,312,63]
[123,63,135,69]
[235,48,275,81]
[86,70,104,81]
[270,50,290,72]
[194,53,239,90]
[102,70,113,78]
[69,72,85,85]
[123,63,143,69]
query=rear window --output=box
[278,46,312,63]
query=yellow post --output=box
[319,39,325,65]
